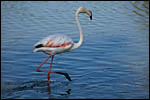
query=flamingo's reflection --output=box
[2,80,72,98]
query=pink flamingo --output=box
[33,7,92,84]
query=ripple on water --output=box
[1,1,149,99]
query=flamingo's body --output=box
[33,7,92,84]
[33,34,74,55]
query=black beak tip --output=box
[90,16,92,20]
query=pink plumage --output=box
[33,34,74,55]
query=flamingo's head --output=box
[77,7,92,20]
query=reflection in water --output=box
[131,1,149,16]
[123,1,149,31]
[130,1,149,30]
[1,80,71,99]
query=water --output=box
[1,1,149,99]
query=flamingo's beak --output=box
[90,16,92,20]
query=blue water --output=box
[1,1,149,99]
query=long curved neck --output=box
[71,11,83,51]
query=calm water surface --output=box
[1,1,149,99]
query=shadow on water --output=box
[1,80,72,99]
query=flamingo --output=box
[33,7,92,84]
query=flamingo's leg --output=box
[36,55,51,72]
[36,55,72,83]
[48,55,54,84]
[51,71,72,81]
